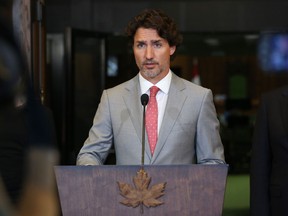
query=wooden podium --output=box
[54,165,228,216]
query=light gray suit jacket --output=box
[77,73,225,165]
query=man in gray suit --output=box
[77,9,225,166]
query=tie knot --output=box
[150,86,159,97]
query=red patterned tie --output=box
[146,86,160,155]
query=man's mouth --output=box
[145,64,155,69]
[143,61,157,69]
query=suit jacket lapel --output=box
[122,75,152,162]
[151,74,187,163]
[122,75,142,141]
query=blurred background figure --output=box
[0,3,59,215]
[250,30,288,216]
[250,85,288,216]
[0,13,29,207]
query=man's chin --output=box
[143,71,159,79]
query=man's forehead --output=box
[135,39,163,43]
[135,28,160,38]
[133,28,170,45]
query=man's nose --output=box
[145,46,154,59]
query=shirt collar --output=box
[139,70,172,95]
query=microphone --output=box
[140,94,149,165]
[141,94,149,106]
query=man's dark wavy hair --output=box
[125,9,183,48]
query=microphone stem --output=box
[141,105,146,166]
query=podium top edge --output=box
[54,164,229,169]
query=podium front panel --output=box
[55,165,228,216]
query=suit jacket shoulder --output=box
[106,75,139,94]
[171,73,210,93]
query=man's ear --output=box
[170,46,176,55]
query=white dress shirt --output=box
[139,70,172,134]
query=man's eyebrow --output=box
[135,40,146,43]
[151,39,162,43]
[135,39,163,44]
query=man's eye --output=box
[154,43,162,48]
[136,43,145,48]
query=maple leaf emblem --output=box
[117,168,166,213]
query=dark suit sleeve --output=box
[250,95,271,216]
[0,106,28,205]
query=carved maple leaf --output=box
[118,168,166,211]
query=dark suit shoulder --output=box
[263,85,288,100]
